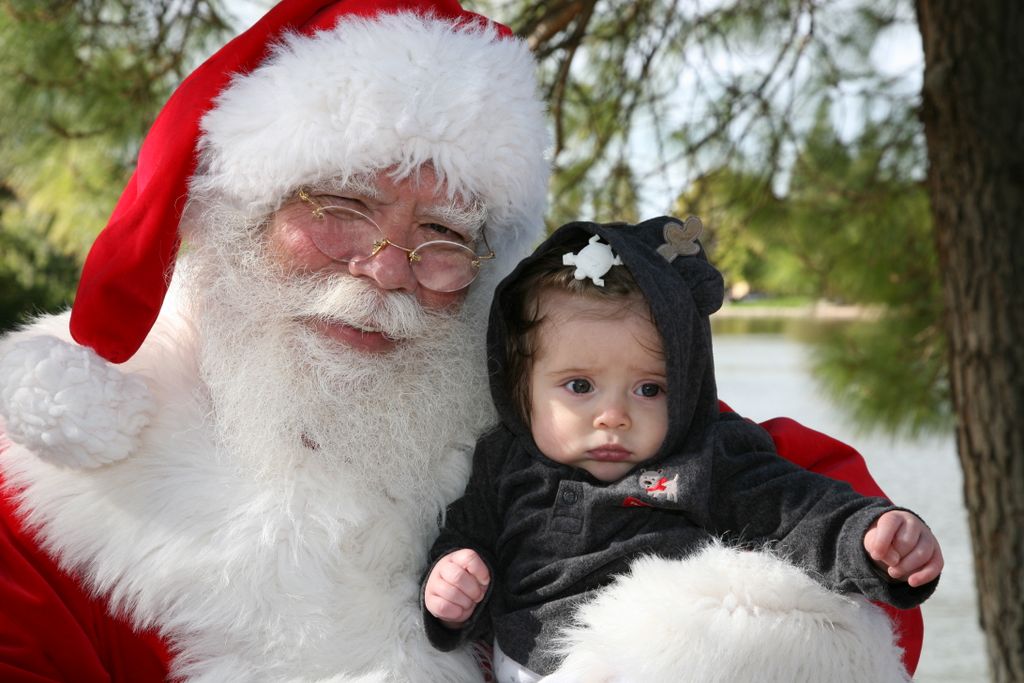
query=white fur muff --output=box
[545,544,910,683]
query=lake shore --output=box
[715,300,884,320]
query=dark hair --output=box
[500,239,652,425]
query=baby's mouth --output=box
[586,445,632,462]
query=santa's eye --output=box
[636,383,664,398]
[315,194,368,211]
[564,379,593,394]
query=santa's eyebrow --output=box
[424,199,487,236]
[310,174,383,201]
[308,177,487,236]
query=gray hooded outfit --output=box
[421,217,936,674]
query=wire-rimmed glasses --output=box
[297,188,495,293]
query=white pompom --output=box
[0,335,153,468]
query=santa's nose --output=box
[346,238,419,292]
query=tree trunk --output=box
[914,1,1024,681]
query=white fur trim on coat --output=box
[0,334,153,468]
[192,12,550,275]
[546,544,910,683]
[0,302,483,681]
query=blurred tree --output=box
[498,0,921,220]
[0,184,82,326]
[685,106,947,435]
[0,0,234,331]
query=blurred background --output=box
[1,1,1012,680]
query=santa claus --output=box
[0,1,922,681]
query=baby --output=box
[421,217,942,680]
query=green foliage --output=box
[691,103,934,301]
[810,307,949,437]
[0,0,233,331]
[680,104,947,433]
[495,0,695,227]
[0,206,81,330]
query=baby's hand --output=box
[864,510,944,587]
[423,548,491,629]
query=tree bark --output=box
[915,1,1024,681]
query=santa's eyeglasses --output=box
[297,188,495,293]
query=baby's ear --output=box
[674,250,724,317]
[0,335,154,468]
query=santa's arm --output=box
[0,460,170,681]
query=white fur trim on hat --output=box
[192,12,550,274]
[546,544,909,683]
[0,335,154,468]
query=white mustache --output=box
[289,275,435,340]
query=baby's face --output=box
[528,290,668,482]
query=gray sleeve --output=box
[421,427,507,650]
[708,423,937,608]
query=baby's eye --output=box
[636,383,664,398]
[564,379,593,394]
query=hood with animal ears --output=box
[486,216,725,465]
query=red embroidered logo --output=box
[622,496,652,508]
[646,477,669,492]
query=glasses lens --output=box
[305,205,382,263]
[411,242,480,292]
[300,193,486,292]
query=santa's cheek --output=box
[414,287,467,312]
[272,235,335,274]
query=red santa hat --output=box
[69,0,549,363]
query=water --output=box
[713,332,988,682]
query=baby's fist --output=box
[864,510,943,587]
[424,549,491,628]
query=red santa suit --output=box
[0,1,922,681]
[0,410,923,682]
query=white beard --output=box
[184,207,495,515]
[0,205,500,680]
[0,200,505,680]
